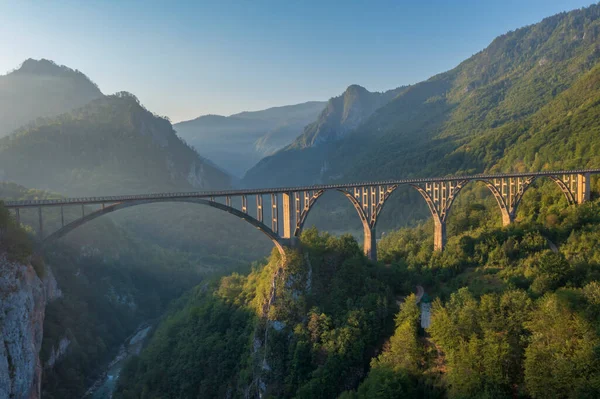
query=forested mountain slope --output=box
[174,101,325,177]
[244,5,600,190]
[115,230,398,398]
[0,59,103,138]
[0,92,230,196]
[242,85,406,187]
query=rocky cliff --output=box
[0,254,59,399]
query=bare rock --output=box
[0,254,45,399]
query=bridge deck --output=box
[3,169,600,208]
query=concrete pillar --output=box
[38,206,43,239]
[577,173,591,204]
[501,210,513,227]
[433,218,446,252]
[282,192,294,239]
[363,225,377,261]
[271,193,278,234]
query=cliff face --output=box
[0,254,59,399]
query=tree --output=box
[524,294,600,398]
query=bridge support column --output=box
[577,173,591,204]
[280,193,301,251]
[434,218,446,252]
[282,193,293,239]
[501,212,513,227]
[38,206,43,240]
[364,225,377,261]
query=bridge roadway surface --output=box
[4,168,600,208]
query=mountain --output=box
[0,59,103,139]
[242,85,406,187]
[0,92,230,196]
[243,5,600,193]
[0,88,269,266]
[174,101,325,177]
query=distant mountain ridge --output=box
[0,59,103,138]
[291,84,407,148]
[174,101,326,177]
[242,84,406,186]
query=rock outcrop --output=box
[0,254,59,399]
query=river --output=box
[84,323,152,398]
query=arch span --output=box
[288,188,378,260]
[42,198,287,258]
[444,179,513,226]
[293,190,325,236]
[505,175,577,222]
[337,190,377,260]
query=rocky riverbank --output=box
[84,322,153,398]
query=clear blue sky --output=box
[0,0,596,122]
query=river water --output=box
[85,323,152,398]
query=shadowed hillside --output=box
[0,92,230,195]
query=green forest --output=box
[112,180,600,398]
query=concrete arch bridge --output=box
[2,169,598,261]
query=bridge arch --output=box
[336,190,377,260]
[289,189,378,260]
[408,179,511,250]
[293,190,325,236]
[443,179,513,226]
[507,175,577,221]
[42,198,287,258]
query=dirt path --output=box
[396,285,425,306]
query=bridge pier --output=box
[434,219,446,252]
[363,226,377,262]
[501,212,514,227]
[282,193,293,239]
[577,172,591,204]
[38,206,43,240]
